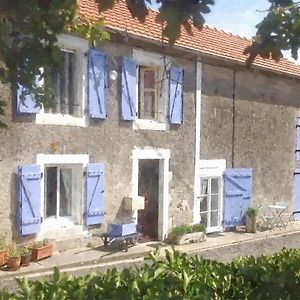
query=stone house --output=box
[1,0,300,249]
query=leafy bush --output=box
[170,223,206,236]
[1,248,300,299]
[0,235,6,251]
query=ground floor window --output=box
[44,164,82,224]
[200,177,222,231]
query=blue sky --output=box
[205,0,269,38]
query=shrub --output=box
[1,248,300,299]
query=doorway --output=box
[132,148,170,240]
[138,159,159,239]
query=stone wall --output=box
[0,40,196,246]
[201,64,300,209]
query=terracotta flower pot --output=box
[0,251,7,267]
[21,253,32,267]
[7,258,21,271]
[30,244,53,261]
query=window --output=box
[138,66,159,120]
[44,164,82,224]
[200,177,222,231]
[133,49,169,130]
[46,50,80,117]
[36,35,89,127]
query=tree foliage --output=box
[0,0,299,126]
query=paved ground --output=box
[1,221,300,290]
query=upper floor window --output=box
[45,50,80,117]
[139,66,159,120]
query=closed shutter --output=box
[169,67,183,124]
[86,163,105,225]
[16,84,41,114]
[224,168,252,228]
[121,57,137,121]
[88,49,108,119]
[17,165,42,235]
[296,118,300,160]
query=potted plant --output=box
[245,207,259,233]
[29,239,53,261]
[0,235,7,267]
[7,250,21,271]
[168,224,206,245]
[19,246,32,267]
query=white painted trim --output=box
[133,119,167,131]
[132,48,170,131]
[36,34,89,127]
[194,159,226,228]
[131,148,170,240]
[36,154,89,238]
[193,62,202,223]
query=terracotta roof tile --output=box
[79,0,300,78]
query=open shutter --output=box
[121,57,137,121]
[293,169,300,221]
[169,67,183,124]
[86,163,105,225]
[296,118,300,160]
[224,168,252,228]
[16,84,41,114]
[88,49,108,119]
[17,165,42,235]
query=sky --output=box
[204,0,270,38]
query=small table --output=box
[268,204,288,228]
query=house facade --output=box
[1,0,300,249]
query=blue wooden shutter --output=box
[293,169,300,221]
[296,118,300,160]
[86,163,105,225]
[224,168,252,228]
[169,67,183,124]
[17,165,41,235]
[16,83,41,114]
[88,49,108,119]
[121,57,137,121]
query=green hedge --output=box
[1,248,300,299]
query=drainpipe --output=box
[193,61,202,224]
[232,69,236,169]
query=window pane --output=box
[60,168,72,217]
[200,195,208,212]
[46,167,57,218]
[68,52,76,115]
[211,178,219,194]
[200,178,209,195]
[211,194,219,210]
[211,211,219,227]
[143,91,155,119]
[143,70,155,89]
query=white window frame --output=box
[36,35,89,127]
[36,154,89,239]
[194,159,226,233]
[133,49,170,131]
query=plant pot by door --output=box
[246,216,257,233]
[0,251,7,267]
[7,258,21,271]
[21,254,32,267]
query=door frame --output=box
[194,159,226,233]
[132,148,170,240]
